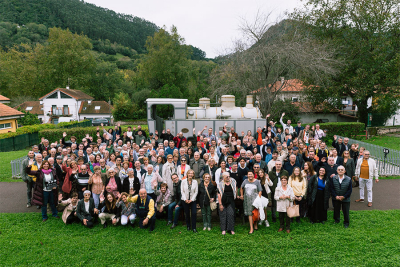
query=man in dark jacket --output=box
[283,154,301,176]
[332,135,347,157]
[160,129,174,142]
[330,167,352,228]
[168,174,183,228]
[268,160,289,222]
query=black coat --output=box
[122,176,140,194]
[307,175,330,210]
[198,182,217,208]
[99,201,121,218]
[76,198,96,221]
[26,166,58,206]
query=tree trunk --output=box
[355,98,369,125]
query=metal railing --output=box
[338,136,400,176]
[11,156,27,179]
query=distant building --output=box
[15,88,113,124]
[0,95,10,104]
[0,103,24,133]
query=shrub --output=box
[39,125,149,143]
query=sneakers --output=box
[265,220,270,227]
[27,203,32,208]
[355,199,364,202]
[203,227,207,231]
[207,227,211,231]
[258,220,263,225]
[368,202,372,207]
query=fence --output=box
[0,120,92,152]
[10,155,26,179]
[0,132,39,152]
[338,136,400,176]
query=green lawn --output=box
[0,149,29,182]
[362,135,400,150]
[0,211,399,266]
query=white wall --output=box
[79,114,112,121]
[42,91,80,122]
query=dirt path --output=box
[0,180,399,214]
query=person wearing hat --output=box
[76,190,99,228]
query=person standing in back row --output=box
[354,150,379,207]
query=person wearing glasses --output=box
[354,151,379,207]
[330,166,352,228]
[177,158,190,179]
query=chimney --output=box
[280,77,285,84]
[246,95,254,108]
[88,100,92,105]
[199,98,210,108]
[66,86,70,90]
[220,95,235,109]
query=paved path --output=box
[0,180,399,213]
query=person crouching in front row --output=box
[127,188,156,232]
[99,193,121,228]
[76,190,99,228]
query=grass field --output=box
[0,211,399,266]
[361,135,400,150]
[0,149,29,182]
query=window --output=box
[47,92,58,99]
[95,106,101,110]
[63,105,69,115]
[52,105,57,114]
[291,97,299,102]
[60,92,72,99]
[0,123,12,129]
[26,107,33,111]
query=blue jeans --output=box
[168,201,183,224]
[42,191,58,220]
[93,193,100,209]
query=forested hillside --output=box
[0,0,158,53]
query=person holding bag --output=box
[198,173,217,231]
[288,167,307,223]
[274,176,295,233]
[217,172,237,235]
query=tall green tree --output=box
[136,26,192,94]
[292,0,400,123]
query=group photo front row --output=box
[21,114,379,234]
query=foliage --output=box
[39,125,149,143]
[268,99,300,124]
[0,0,159,53]
[17,109,41,126]
[0,211,399,265]
[209,17,339,115]
[355,135,400,151]
[292,0,400,123]
[309,122,365,144]
[112,92,135,121]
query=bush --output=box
[39,125,149,143]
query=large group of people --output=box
[21,114,379,234]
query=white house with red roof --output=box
[15,88,112,124]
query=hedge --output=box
[0,121,91,140]
[39,125,149,143]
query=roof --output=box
[14,101,43,115]
[39,88,94,100]
[79,101,113,114]
[252,79,308,93]
[0,95,10,101]
[0,103,24,118]
[293,102,340,113]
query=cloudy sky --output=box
[85,0,303,58]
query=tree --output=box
[112,92,134,121]
[136,26,192,95]
[17,109,41,125]
[292,0,400,123]
[209,12,338,116]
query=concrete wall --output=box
[298,113,356,124]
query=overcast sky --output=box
[85,0,303,58]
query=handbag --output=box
[205,185,217,211]
[252,208,260,222]
[287,201,300,218]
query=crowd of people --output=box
[21,113,379,234]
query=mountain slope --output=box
[0,0,159,53]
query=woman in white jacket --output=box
[181,170,198,233]
[162,155,176,196]
[274,175,295,233]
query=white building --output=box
[15,88,113,124]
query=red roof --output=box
[0,95,10,101]
[0,103,24,118]
[79,101,113,114]
[252,79,307,94]
[14,101,43,115]
[39,88,94,100]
